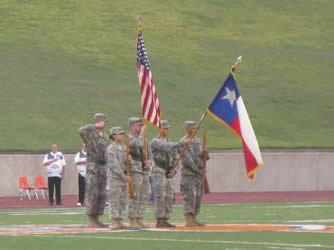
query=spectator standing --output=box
[74,144,87,206]
[43,144,66,206]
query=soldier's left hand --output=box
[200,170,206,177]
[202,145,209,153]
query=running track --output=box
[1,191,334,209]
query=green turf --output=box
[0,0,333,151]
[2,232,334,250]
[1,202,334,249]
[2,202,334,226]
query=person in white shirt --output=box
[75,144,87,206]
[43,144,66,206]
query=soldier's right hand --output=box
[144,159,152,167]
[182,138,192,146]
[169,168,176,177]
[141,124,148,134]
[123,175,132,183]
[95,121,105,128]
[127,154,132,161]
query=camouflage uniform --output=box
[128,119,150,220]
[150,121,184,221]
[106,136,128,220]
[79,115,109,217]
[180,121,208,218]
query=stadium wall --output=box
[1,150,333,197]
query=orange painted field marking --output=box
[0,224,334,236]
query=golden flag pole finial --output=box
[136,15,142,46]
[232,56,242,73]
[137,15,142,27]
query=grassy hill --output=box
[0,0,333,151]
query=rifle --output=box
[202,132,210,193]
[144,136,148,161]
[126,136,136,198]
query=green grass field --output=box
[1,202,334,249]
[0,0,333,151]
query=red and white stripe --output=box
[236,97,264,180]
[137,61,161,128]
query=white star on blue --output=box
[137,33,151,72]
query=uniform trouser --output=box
[180,175,203,216]
[152,170,174,220]
[149,176,154,202]
[86,162,107,216]
[128,172,149,219]
[78,174,86,204]
[48,177,61,204]
[109,177,128,220]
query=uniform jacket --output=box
[78,124,109,165]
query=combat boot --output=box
[129,218,140,229]
[88,215,100,228]
[119,219,128,229]
[193,215,205,227]
[184,214,197,227]
[95,215,108,228]
[111,219,121,229]
[156,218,166,228]
[136,218,150,228]
[163,219,176,227]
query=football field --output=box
[1,201,334,250]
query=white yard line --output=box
[0,208,86,216]
[250,205,334,209]
[285,219,334,223]
[11,234,334,249]
[267,247,304,250]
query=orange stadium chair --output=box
[34,176,48,200]
[18,176,38,200]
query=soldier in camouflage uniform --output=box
[180,121,209,227]
[79,113,109,228]
[128,117,151,228]
[106,127,131,229]
[150,120,192,227]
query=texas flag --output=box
[206,71,263,180]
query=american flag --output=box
[136,27,162,128]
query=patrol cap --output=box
[161,120,171,129]
[109,126,125,139]
[110,126,125,135]
[129,117,143,126]
[93,113,107,122]
[184,121,197,129]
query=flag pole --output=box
[136,15,142,47]
[137,16,150,160]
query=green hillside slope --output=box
[0,0,333,151]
